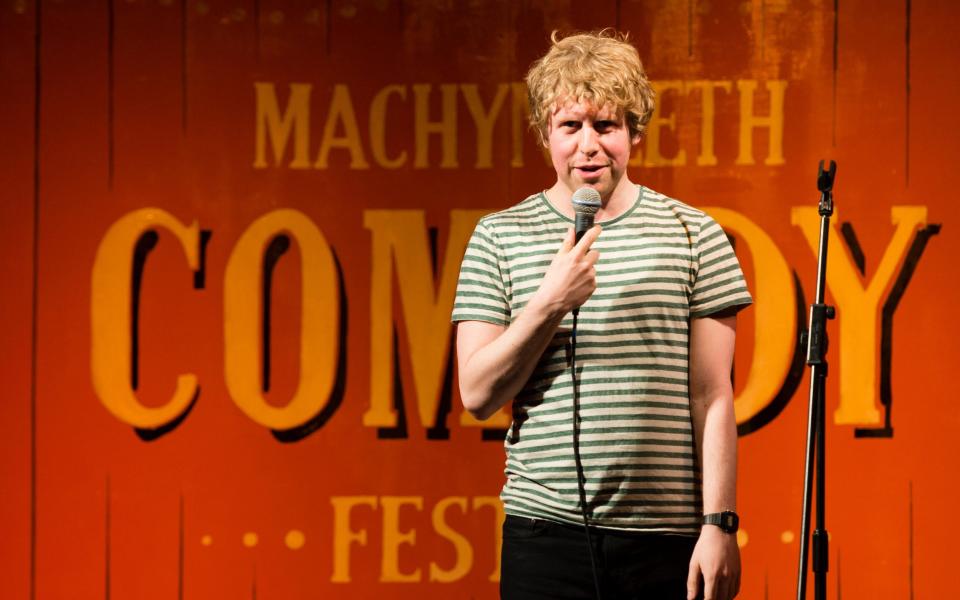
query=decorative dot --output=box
[195,2,209,16]
[285,529,306,550]
[13,0,27,14]
[781,530,795,544]
[231,7,246,21]
[339,4,357,18]
[200,534,213,546]
[269,10,284,25]
[159,0,173,5]
[736,529,748,548]
[242,532,258,547]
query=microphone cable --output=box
[570,186,604,598]
[571,308,603,600]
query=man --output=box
[452,30,751,600]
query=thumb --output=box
[687,557,701,600]
[572,223,602,255]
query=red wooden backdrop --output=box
[1,1,957,598]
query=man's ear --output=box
[631,131,643,146]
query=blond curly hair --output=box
[525,30,656,145]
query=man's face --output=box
[546,100,640,200]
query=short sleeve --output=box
[451,220,511,326]
[689,213,753,318]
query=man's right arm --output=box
[456,225,601,420]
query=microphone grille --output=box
[571,187,602,216]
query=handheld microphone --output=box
[570,188,601,318]
[571,187,602,243]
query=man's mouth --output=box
[575,164,607,176]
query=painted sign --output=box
[0,1,954,598]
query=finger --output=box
[703,575,717,600]
[686,560,700,600]
[717,577,730,600]
[572,224,602,255]
[559,227,575,252]
[584,249,600,266]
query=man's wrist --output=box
[525,292,567,322]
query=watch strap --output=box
[703,511,739,533]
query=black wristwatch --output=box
[703,511,739,533]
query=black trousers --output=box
[501,515,702,600]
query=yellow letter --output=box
[792,206,927,424]
[472,496,504,582]
[224,209,340,430]
[705,208,796,425]
[461,84,510,169]
[369,84,408,169]
[685,81,732,166]
[381,496,423,582]
[253,82,311,169]
[91,209,200,429]
[331,496,378,583]
[735,80,787,166]
[315,84,370,169]
[429,497,474,582]
[639,80,687,167]
[362,210,512,430]
[413,84,458,168]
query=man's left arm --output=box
[686,313,741,600]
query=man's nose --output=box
[578,126,600,155]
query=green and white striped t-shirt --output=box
[452,186,752,534]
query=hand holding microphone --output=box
[532,187,603,317]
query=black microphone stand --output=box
[796,160,837,600]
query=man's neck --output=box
[545,178,638,223]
